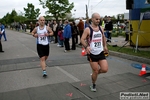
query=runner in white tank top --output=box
[37,25,49,45]
[89,28,103,55]
[31,16,53,77]
[81,13,108,92]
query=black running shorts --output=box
[87,51,106,62]
[37,44,49,58]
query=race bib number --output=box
[40,36,46,41]
[38,34,48,45]
[94,42,101,48]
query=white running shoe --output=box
[90,84,97,92]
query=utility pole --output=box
[85,5,89,19]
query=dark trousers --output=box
[64,38,70,50]
[75,34,78,44]
[72,35,76,50]
[79,30,83,44]
[106,31,111,42]
[79,30,84,39]
[125,33,129,41]
[0,41,3,51]
[30,28,33,33]
[54,31,58,43]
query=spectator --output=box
[0,23,7,41]
[57,20,64,46]
[84,19,90,28]
[0,23,5,52]
[53,20,58,43]
[124,20,130,41]
[77,18,84,45]
[70,21,78,50]
[104,16,113,42]
[30,22,34,33]
[63,20,72,52]
[57,27,64,47]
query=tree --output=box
[2,13,11,24]
[0,10,18,25]
[24,3,40,20]
[39,0,74,21]
[14,15,27,23]
[10,9,18,23]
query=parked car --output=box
[119,23,126,30]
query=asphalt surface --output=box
[0,29,149,100]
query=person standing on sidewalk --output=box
[77,18,84,45]
[81,13,108,92]
[53,20,58,43]
[63,20,72,52]
[0,23,5,52]
[104,16,113,42]
[0,31,4,53]
[30,22,34,33]
[70,21,77,50]
[31,16,53,77]
[0,23,7,41]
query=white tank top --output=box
[89,29,103,55]
[37,25,49,45]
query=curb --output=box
[109,51,150,65]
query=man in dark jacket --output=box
[104,16,113,42]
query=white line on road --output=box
[55,66,80,82]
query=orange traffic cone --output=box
[81,48,86,56]
[139,64,146,76]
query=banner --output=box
[143,11,150,19]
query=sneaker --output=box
[51,41,54,43]
[64,50,70,53]
[57,44,61,47]
[90,84,97,92]
[64,50,67,53]
[43,71,47,77]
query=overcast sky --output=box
[0,0,129,19]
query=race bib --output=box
[91,39,101,49]
[94,41,101,48]
[38,33,48,45]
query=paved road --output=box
[0,29,149,100]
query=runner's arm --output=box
[31,27,38,37]
[47,26,53,36]
[81,28,90,48]
[81,28,91,54]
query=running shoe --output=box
[90,84,97,92]
[43,71,47,77]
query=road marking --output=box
[56,66,80,82]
